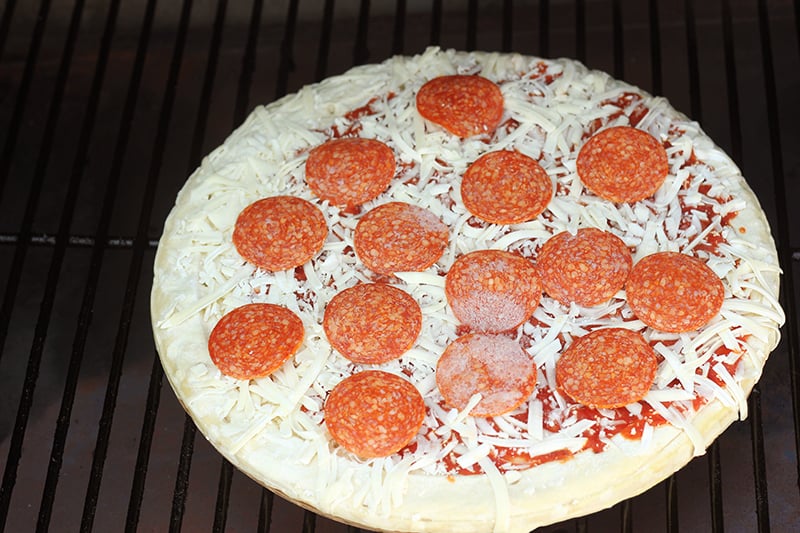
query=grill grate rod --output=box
[757,0,800,519]
[166,0,274,529]
[121,0,195,530]
[0,233,158,249]
[0,1,117,529]
[0,1,792,531]
[0,0,105,528]
[680,1,726,530]
[0,0,52,206]
[74,0,160,529]
[0,0,18,59]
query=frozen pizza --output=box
[150,48,785,532]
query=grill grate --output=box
[0,1,798,531]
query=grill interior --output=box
[1,0,798,531]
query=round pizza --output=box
[150,47,785,532]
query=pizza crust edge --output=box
[150,48,784,533]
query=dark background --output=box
[0,0,798,531]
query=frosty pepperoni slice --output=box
[232,196,327,272]
[461,150,552,224]
[576,126,669,203]
[626,251,724,332]
[416,75,504,138]
[354,202,449,274]
[323,283,422,364]
[445,249,541,332]
[436,333,537,417]
[325,370,425,458]
[538,227,632,307]
[556,328,657,409]
[208,303,304,380]
[305,137,396,209]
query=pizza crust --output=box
[151,48,783,532]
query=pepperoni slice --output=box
[305,137,396,209]
[538,228,632,307]
[445,250,542,332]
[416,75,504,138]
[325,370,425,458]
[436,333,537,417]
[576,126,669,203]
[208,303,304,380]
[232,196,327,272]
[354,202,449,274]
[626,251,724,332]
[461,150,552,224]
[323,283,422,364]
[556,328,657,409]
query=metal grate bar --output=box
[0,0,18,59]
[213,460,233,532]
[170,414,197,532]
[539,0,550,58]
[1,6,110,517]
[466,0,478,51]
[315,0,336,82]
[680,2,725,530]
[0,0,52,204]
[392,0,406,55]
[353,0,370,65]
[0,0,59,525]
[127,354,165,532]
[0,1,797,531]
[575,0,586,63]
[429,0,442,46]
[235,0,264,127]
[757,0,800,514]
[161,0,233,529]
[122,1,195,530]
[0,233,158,249]
[275,0,300,99]
[0,0,53,374]
[78,0,160,529]
[501,0,513,53]
[648,0,662,94]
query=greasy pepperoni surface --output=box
[445,250,542,332]
[538,227,632,307]
[232,196,327,272]
[208,303,304,380]
[626,251,724,332]
[323,283,422,364]
[416,75,504,138]
[461,150,552,224]
[436,333,537,416]
[576,126,669,203]
[305,137,396,208]
[325,370,425,458]
[354,202,449,274]
[556,328,657,409]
